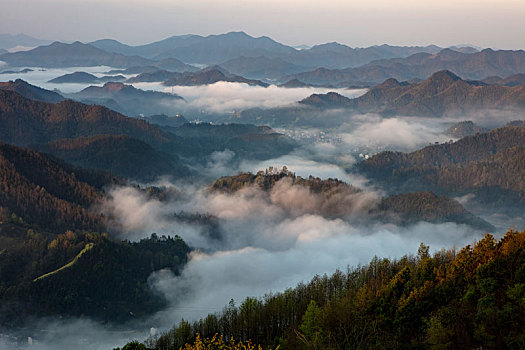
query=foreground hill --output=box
[125,229,524,349]
[357,125,525,208]
[212,169,493,230]
[0,89,175,149]
[300,71,525,116]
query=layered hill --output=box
[0,79,65,103]
[287,48,525,86]
[357,125,525,208]
[300,71,525,116]
[48,71,125,84]
[0,41,153,68]
[482,73,525,87]
[0,88,297,177]
[70,82,184,116]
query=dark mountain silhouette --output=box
[48,71,125,84]
[35,135,189,181]
[280,43,449,70]
[166,122,297,159]
[70,82,184,116]
[0,48,7,55]
[0,79,65,103]
[0,41,153,68]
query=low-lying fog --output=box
[0,64,365,112]
[1,65,520,350]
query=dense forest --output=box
[0,142,120,231]
[212,169,493,230]
[0,142,192,324]
[0,88,297,179]
[0,227,189,325]
[357,125,525,209]
[120,229,525,350]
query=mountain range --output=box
[299,70,525,117]
[287,48,525,86]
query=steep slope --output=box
[0,142,118,231]
[0,79,65,103]
[0,89,176,150]
[357,125,525,207]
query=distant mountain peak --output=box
[377,78,403,88]
[428,70,462,83]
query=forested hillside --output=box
[0,142,120,231]
[357,125,525,208]
[212,169,493,230]
[123,230,525,350]
[0,143,191,324]
[0,229,189,325]
[35,135,189,181]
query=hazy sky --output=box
[1,0,525,49]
